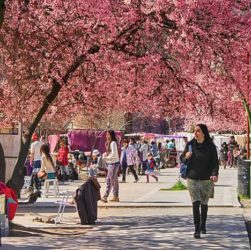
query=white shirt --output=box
[31,141,44,161]
[104,141,119,164]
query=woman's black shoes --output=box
[194,224,206,238]
[194,225,201,239]
[201,223,206,234]
[194,231,201,239]
[201,226,206,234]
[194,225,206,239]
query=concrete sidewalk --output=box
[76,208,250,250]
[6,207,250,249]
[6,167,249,249]
[18,167,241,208]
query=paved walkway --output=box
[2,167,249,249]
[19,167,240,208]
[3,207,250,249]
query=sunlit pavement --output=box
[2,167,249,249]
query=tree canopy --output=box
[0,0,250,133]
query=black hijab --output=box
[194,124,214,149]
[196,123,211,141]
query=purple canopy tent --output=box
[67,130,123,153]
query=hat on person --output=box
[32,133,39,141]
[92,149,100,156]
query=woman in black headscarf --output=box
[180,124,219,239]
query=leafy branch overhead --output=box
[0,0,250,132]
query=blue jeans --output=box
[33,160,41,169]
[30,167,41,190]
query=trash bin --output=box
[237,159,251,197]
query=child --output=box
[220,142,228,169]
[89,150,100,178]
[145,153,158,183]
[89,149,107,178]
[233,145,241,168]
[24,153,33,176]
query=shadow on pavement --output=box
[85,215,250,250]
[4,214,249,250]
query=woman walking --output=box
[180,124,219,239]
[101,130,120,202]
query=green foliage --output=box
[238,195,250,200]
[160,180,187,191]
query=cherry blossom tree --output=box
[0,0,180,191]
[172,0,251,132]
[0,0,250,193]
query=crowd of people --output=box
[25,131,176,195]
[24,131,246,198]
[89,136,181,185]
[219,135,247,169]
[25,134,77,195]
[22,126,248,238]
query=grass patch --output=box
[160,180,187,191]
[238,195,250,200]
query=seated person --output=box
[38,144,56,179]
[89,149,107,177]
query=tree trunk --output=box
[9,47,100,195]
[11,81,61,194]
[124,112,133,134]
[243,99,251,159]
[0,0,5,29]
[0,0,5,181]
[0,142,6,182]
